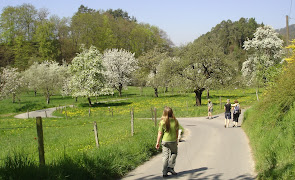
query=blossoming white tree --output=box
[103,49,137,96]
[0,67,23,103]
[69,45,112,106]
[23,61,68,104]
[242,25,284,100]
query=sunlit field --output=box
[0,86,257,179]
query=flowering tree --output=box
[23,61,68,104]
[103,49,137,96]
[0,67,23,103]
[69,45,112,106]
[242,25,284,100]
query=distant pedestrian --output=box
[232,100,241,127]
[156,107,180,178]
[224,99,231,128]
[207,99,213,119]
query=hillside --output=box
[276,24,295,42]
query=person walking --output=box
[207,99,213,119]
[232,100,241,127]
[224,99,231,128]
[156,107,180,178]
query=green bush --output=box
[243,63,295,179]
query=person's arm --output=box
[155,131,163,149]
[176,128,179,145]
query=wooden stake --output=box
[154,108,157,127]
[27,109,29,119]
[89,108,91,117]
[220,96,222,109]
[131,108,134,136]
[36,116,45,166]
[151,107,154,121]
[93,121,99,148]
[45,110,47,118]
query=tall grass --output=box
[242,64,295,179]
[0,87,257,179]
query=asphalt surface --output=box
[123,111,256,180]
[14,105,73,119]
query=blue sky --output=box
[0,0,294,46]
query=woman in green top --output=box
[156,107,180,177]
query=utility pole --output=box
[286,15,290,46]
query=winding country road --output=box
[123,111,256,180]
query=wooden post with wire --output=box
[93,121,99,148]
[151,107,154,121]
[36,116,45,166]
[154,108,157,127]
[131,108,134,136]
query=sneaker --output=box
[233,125,235,127]
[163,174,169,178]
[167,168,178,175]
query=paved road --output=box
[123,111,256,180]
[14,106,72,119]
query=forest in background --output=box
[0,3,263,72]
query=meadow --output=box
[0,87,257,179]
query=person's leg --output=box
[224,113,227,128]
[162,142,170,176]
[167,142,178,175]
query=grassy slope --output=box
[0,87,257,179]
[242,64,295,179]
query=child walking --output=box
[156,107,180,178]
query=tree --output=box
[175,34,231,106]
[23,61,67,104]
[34,19,60,60]
[0,67,23,103]
[69,45,112,106]
[241,25,284,100]
[136,47,168,97]
[103,49,137,96]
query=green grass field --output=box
[0,87,258,179]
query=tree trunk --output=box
[140,87,143,96]
[207,89,210,99]
[194,88,205,106]
[34,90,37,97]
[46,89,50,104]
[256,87,259,101]
[165,87,168,93]
[75,97,78,102]
[46,95,50,104]
[154,88,158,97]
[12,93,16,103]
[88,97,92,107]
[118,83,123,96]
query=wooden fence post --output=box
[65,106,68,120]
[131,108,134,136]
[27,109,29,119]
[36,116,45,166]
[89,108,91,117]
[45,110,47,118]
[154,108,157,127]
[93,121,99,148]
[220,96,222,109]
[151,107,154,121]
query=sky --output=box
[0,0,294,46]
